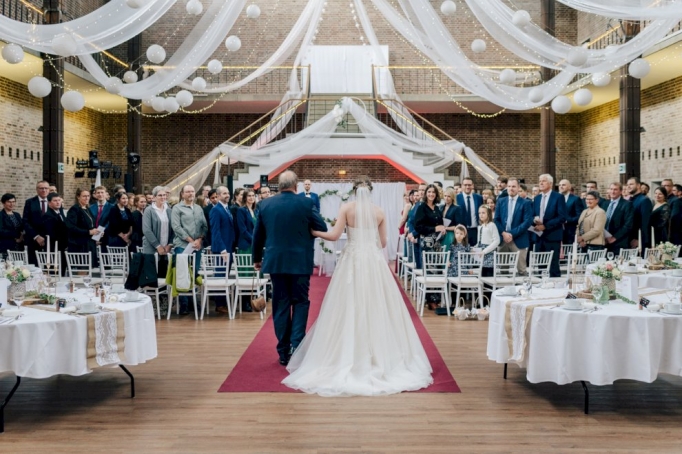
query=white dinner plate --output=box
[121,295,144,303]
[562,306,583,311]
[661,310,682,316]
[77,309,100,315]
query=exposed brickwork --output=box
[280,158,417,184]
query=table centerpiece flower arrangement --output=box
[591,261,621,301]
[657,241,680,267]
[5,265,31,302]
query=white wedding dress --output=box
[282,187,433,397]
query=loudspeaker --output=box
[259,174,268,186]
[124,173,133,192]
[88,150,100,169]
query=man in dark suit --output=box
[626,177,653,250]
[559,179,585,244]
[298,179,320,212]
[532,174,567,277]
[604,182,634,256]
[210,186,235,314]
[496,176,509,199]
[585,181,609,211]
[253,171,327,366]
[457,177,484,246]
[203,188,218,249]
[22,180,51,265]
[89,185,113,231]
[40,192,68,275]
[494,178,534,275]
[670,190,682,246]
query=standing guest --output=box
[532,174,566,278]
[482,188,493,201]
[66,189,98,262]
[531,186,540,199]
[453,183,462,195]
[145,191,154,205]
[559,179,585,244]
[580,191,587,200]
[457,177,483,246]
[107,192,134,249]
[130,195,147,251]
[406,183,427,269]
[48,184,57,194]
[651,187,671,244]
[661,179,675,202]
[398,189,415,236]
[496,176,509,199]
[203,188,218,249]
[201,185,212,200]
[258,185,271,204]
[576,191,607,253]
[519,183,529,200]
[252,170,327,366]
[672,184,682,198]
[585,181,609,210]
[414,184,445,310]
[171,185,207,315]
[299,179,321,212]
[230,188,245,216]
[237,189,257,254]
[475,204,500,278]
[604,182,634,256]
[142,186,174,275]
[40,193,67,274]
[127,194,136,211]
[670,186,682,246]
[22,180,51,264]
[90,185,113,232]
[494,178,534,275]
[641,183,651,198]
[441,187,466,249]
[626,177,653,250]
[195,195,207,208]
[209,186,235,314]
[0,194,24,256]
[485,195,496,217]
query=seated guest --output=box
[40,192,68,273]
[576,191,606,253]
[107,192,134,249]
[651,187,671,244]
[236,189,257,254]
[142,186,174,277]
[130,194,147,251]
[0,193,24,256]
[66,189,98,262]
[447,225,470,277]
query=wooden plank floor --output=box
[3,287,682,452]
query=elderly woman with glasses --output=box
[576,190,607,253]
[142,186,174,256]
[0,193,25,256]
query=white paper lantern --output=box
[471,39,486,54]
[61,91,85,112]
[126,0,145,8]
[246,4,261,18]
[191,77,207,91]
[528,87,544,103]
[551,95,572,114]
[225,36,241,52]
[440,1,456,16]
[142,98,154,107]
[146,44,166,64]
[151,97,166,112]
[628,58,650,79]
[207,59,223,75]
[52,33,78,57]
[186,0,203,15]
[499,68,516,85]
[573,88,593,106]
[2,43,24,64]
[27,76,52,98]
[105,77,123,94]
[123,71,138,84]
[176,90,194,107]
[567,47,588,67]
[512,10,531,27]
[164,97,180,113]
[592,72,611,87]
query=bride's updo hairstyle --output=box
[353,175,373,193]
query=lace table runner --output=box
[504,300,563,364]
[86,310,126,368]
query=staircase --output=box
[305,95,376,134]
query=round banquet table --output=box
[586,264,682,289]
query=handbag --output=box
[250,274,267,312]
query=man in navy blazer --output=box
[22,180,51,265]
[253,171,327,366]
[89,185,114,230]
[298,179,321,212]
[626,177,653,250]
[457,177,484,246]
[559,179,585,244]
[210,186,235,314]
[604,182,634,255]
[532,174,567,277]
[494,178,534,275]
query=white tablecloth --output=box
[487,288,682,386]
[0,290,157,379]
[586,264,682,289]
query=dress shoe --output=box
[242,302,253,312]
[215,306,229,314]
[179,307,189,315]
[279,356,289,366]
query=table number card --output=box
[616,275,638,302]
[639,297,650,308]
[566,293,578,299]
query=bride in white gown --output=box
[282,177,433,397]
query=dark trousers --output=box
[467,227,478,248]
[535,238,562,277]
[213,255,232,308]
[270,273,311,360]
[581,244,604,254]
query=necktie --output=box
[506,197,515,231]
[225,204,233,221]
[41,200,46,214]
[467,195,473,227]
[540,194,548,220]
[96,204,103,226]
[606,200,616,227]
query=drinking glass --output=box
[523,276,533,296]
[592,285,604,303]
[606,251,615,261]
[13,288,25,309]
[83,275,92,288]
[102,278,112,293]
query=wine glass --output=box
[83,275,92,289]
[606,251,615,261]
[522,276,533,296]
[592,285,604,304]
[102,278,112,302]
[13,287,25,310]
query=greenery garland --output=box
[318,239,334,254]
[319,189,352,202]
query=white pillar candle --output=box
[47,235,51,266]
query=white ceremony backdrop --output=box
[296,182,405,261]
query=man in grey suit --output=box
[253,171,327,366]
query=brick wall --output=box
[279,158,417,184]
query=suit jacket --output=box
[456,192,484,228]
[670,198,682,246]
[210,203,236,255]
[298,191,320,212]
[22,195,46,241]
[577,206,606,246]
[494,196,534,249]
[141,206,174,254]
[40,209,68,250]
[66,205,96,248]
[597,197,610,212]
[443,204,466,228]
[533,191,567,243]
[89,202,113,228]
[236,206,257,251]
[203,204,214,248]
[628,193,653,248]
[252,192,327,275]
[497,188,509,199]
[0,211,24,253]
[605,198,634,251]
[107,206,134,239]
[563,193,585,243]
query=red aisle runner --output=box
[218,273,460,393]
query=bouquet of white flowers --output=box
[5,266,31,283]
[592,261,622,281]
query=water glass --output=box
[592,285,604,304]
[13,288,25,309]
[83,275,92,288]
